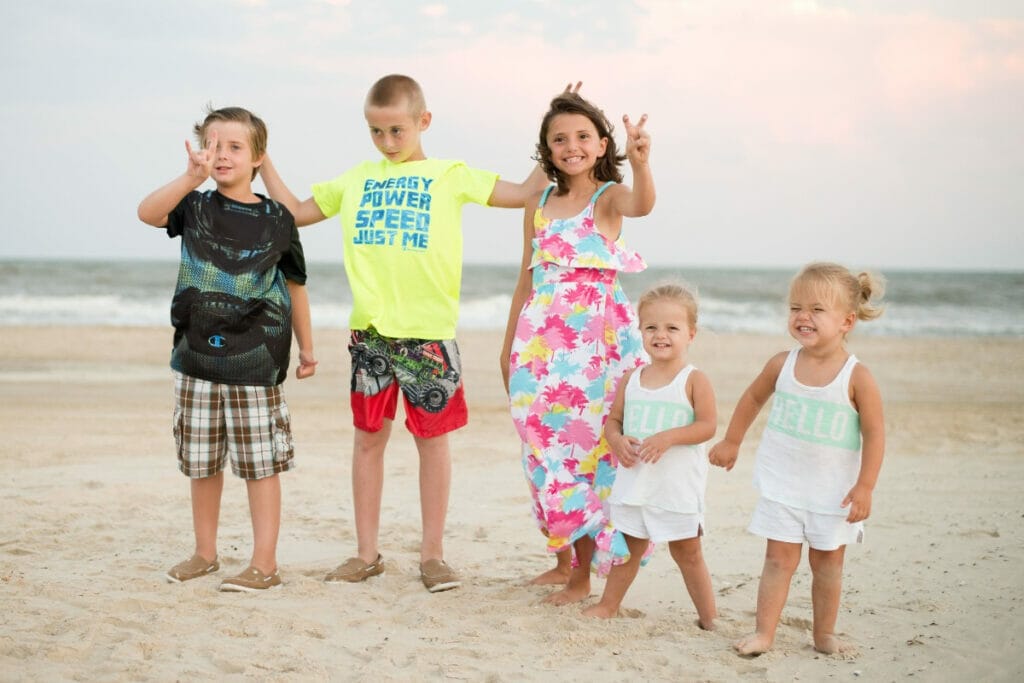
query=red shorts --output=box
[349,328,468,438]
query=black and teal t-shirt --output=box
[166,190,306,386]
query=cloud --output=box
[0,0,1020,268]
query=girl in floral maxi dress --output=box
[500,91,656,604]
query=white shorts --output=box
[748,497,863,551]
[610,504,703,543]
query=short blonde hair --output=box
[637,282,700,327]
[790,262,885,321]
[365,74,427,115]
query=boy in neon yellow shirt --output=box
[261,74,545,591]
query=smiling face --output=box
[544,113,608,179]
[365,97,430,163]
[788,283,856,351]
[202,120,263,190]
[639,298,696,366]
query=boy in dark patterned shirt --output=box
[138,106,316,592]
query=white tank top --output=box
[608,365,709,514]
[753,348,862,515]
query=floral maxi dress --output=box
[508,181,647,575]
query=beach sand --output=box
[1,326,1022,681]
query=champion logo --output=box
[208,334,227,349]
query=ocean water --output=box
[1,259,1022,338]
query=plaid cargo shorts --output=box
[172,372,295,480]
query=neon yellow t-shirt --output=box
[312,159,498,340]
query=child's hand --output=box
[638,433,673,464]
[623,114,651,166]
[184,130,216,185]
[610,434,642,468]
[563,81,583,95]
[708,440,739,471]
[296,350,318,379]
[841,483,873,523]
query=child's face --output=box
[365,98,430,163]
[639,299,695,364]
[202,120,262,188]
[545,113,608,178]
[788,285,856,350]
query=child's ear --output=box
[597,136,608,158]
[420,110,432,131]
[841,311,857,333]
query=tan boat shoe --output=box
[325,554,384,583]
[420,559,461,593]
[166,553,219,583]
[218,566,282,592]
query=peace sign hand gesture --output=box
[623,114,651,166]
[183,129,216,186]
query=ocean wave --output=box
[1,260,1021,337]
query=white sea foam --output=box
[1,261,1021,337]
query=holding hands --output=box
[708,440,739,471]
[623,114,651,165]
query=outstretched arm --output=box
[707,352,785,471]
[638,370,717,463]
[487,164,548,209]
[260,155,328,227]
[605,114,655,219]
[486,81,581,209]
[842,364,885,521]
[287,281,317,379]
[137,131,217,227]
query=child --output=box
[137,106,317,592]
[499,91,655,604]
[708,262,885,655]
[259,74,546,592]
[582,284,718,627]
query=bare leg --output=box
[531,549,572,585]
[352,423,391,563]
[545,536,595,605]
[582,534,648,617]
[809,545,853,654]
[414,433,451,563]
[735,540,802,655]
[245,474,281,575]
[191,472,224,562]
[668,535,718,630]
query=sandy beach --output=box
[1,325,1022,681]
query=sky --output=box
[1,0,1021,271]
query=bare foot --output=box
[530,566,571,586]
[734,631,773,656]
[582,603,617,618]
[543,583,590,605]
[814,633,857,655]
[697,618,716,631]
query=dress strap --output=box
[590,181,617,204]
[538,185,556,207]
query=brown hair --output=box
[637,282,700,328]
[365,74,427,115]
[192,105,267,180]
[790,262,886,322]
[535,92,625,194]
